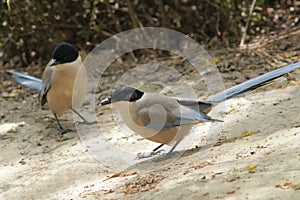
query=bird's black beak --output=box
[100,96,112,105]
[50,59,62,66]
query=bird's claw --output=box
[57,127,72,134]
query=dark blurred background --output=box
[1,0,299,68]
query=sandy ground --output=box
[1,72,300,199]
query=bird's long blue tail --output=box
[205,61,300,104]
[7,70,42,91]
[7,61,300,102]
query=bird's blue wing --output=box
[175,97,213,112]
[38,76,52,106]
[174,108,223,125]
[145,108,222,131]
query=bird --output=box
[100,61,300,157]
[8,42,94,133]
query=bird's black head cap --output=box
[100,86,144,105]
[112,86,144,103]
[51,42,79,66]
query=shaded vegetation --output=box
[1,0,300,67]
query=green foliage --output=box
[6,0,11,12]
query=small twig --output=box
[239,0,257,48]
[127,0,143,28]
[203,0,227,16]
[89,27,113,37]
[157,0,167,26]
[253,50,276,68]
[104,0,122,33]
[240,27,300,50]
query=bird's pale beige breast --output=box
[146,124,193,145]
[46,63,87,115]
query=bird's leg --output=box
[135,144,165,159]
[152,141,181,161]
[152,144,164,154]
[164,140,180,158]
[54,114,72,134]
[71,108,98,125]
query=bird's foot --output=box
[57,127,72,134]
[153,151,180,162]
[135,149,164,159]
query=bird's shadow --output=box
[125,143,214,172]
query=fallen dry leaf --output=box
[276,181,300,190]
[79,188,114,198]
[226,190,235,194]
[189,160,213,170]
[103,169,139,182]
[242,131,255,138]
[121,173,164,195]
[246,164,257,171]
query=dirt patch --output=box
[1,35,300,199]
[1,83,299,199]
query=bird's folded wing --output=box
[38,66,53,106]
[175,97,213,113]
[144,106,222,131]
[38,78,51,106]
